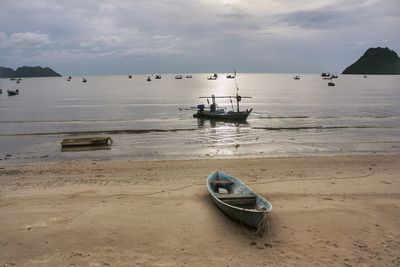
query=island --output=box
[342,47,400,75]
[0,66,61,78]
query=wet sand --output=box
[0,155,399,266]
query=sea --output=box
[0,73,399,163]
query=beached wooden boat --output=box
[207,171,272,228]
[61,136,112,147]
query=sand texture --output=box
[0,155,399,266]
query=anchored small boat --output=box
[155,74,162,79]
[82,77,87,83]
[61,136,112,147]
[207,171,272,228]
[147,76,151,82]
[175,75,183,79]
[195,73,252,121]
[328,82,335,86]
[293,75,300,80]
[186,74,192,78]
[7,90,19,96]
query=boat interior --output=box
[210,180,257,208]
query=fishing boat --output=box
[175,75,183,79]
[67,76,71,81]
[147,76,151,82]
[61,136,112,147]
[186,74,192,78]
[207,73,218,80]
[193,94,252,121]
[293,75,300,80]
[128,74,132,79]
[7,90,19,96]
[226,74,235,79]
[207,171,272,228]
[328,82,335,86]
[321,72,330,77]
[82,77,87,83]
[194,74,252,121]
[155,74,162,79]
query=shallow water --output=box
[0,73,399,163]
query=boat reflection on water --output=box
[61,145,112,152]
[196,117,249,129]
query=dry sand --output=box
[0,155,399,266]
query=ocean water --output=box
[0,73,399,163]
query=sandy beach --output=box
[0,154,399,266]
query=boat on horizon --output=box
[186,74,192,78]
[207,73,218,80]
[175,75,183,79]
[207,170,272,229]
[321,72,330,77]
[155,74,162,79]
[7,89,19,96]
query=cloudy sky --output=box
[0,0,399,75]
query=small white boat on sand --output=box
[207,171,272,229]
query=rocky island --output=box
[0,66,61,78]
[342,47,400,75]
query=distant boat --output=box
[207,170,272,228]
[175,75,183,79]
[321,72,330,77]
[0,89,2,94]
[328,82,335,86]
[16,78,21,83]
[226,74,236,79]
[330,74,338,79]
[128,75,132,79]
[7,90,19,96]
[82,77,87,83]
[147,76,151,82]
[364,75,367,78]
[10,78,16,81]
[293,75,300,80]
[67,76,71,81]
[186,74,192,78]
[155,74,162,79]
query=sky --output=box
[0,0,399,75]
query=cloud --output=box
[0,31,52,48]
[0,0,399,74]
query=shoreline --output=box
[1,154,399,266]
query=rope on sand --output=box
[61,185,202,267]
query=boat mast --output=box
[234,71,240,112]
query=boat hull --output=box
[61,136,112,147]
[207,171,272,228]
[193,110,251,121]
